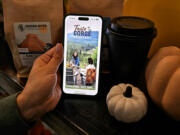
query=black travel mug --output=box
[106,16,157,83]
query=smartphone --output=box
[63,15,103,96]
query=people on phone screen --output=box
[70,51,80,67]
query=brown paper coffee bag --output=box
[3,0,63,77]
[65,0,124,18]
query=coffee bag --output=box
[65,0,124,18]
[3,0,63,77]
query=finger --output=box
[47,43,64,73]
[35,45,56,66]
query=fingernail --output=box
[56,43,61,53]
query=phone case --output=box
[62,14,103,96]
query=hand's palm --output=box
[17,44,63,121]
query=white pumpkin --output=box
[106,83,148,123]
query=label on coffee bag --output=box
[14,22,52,67]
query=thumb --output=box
[47,43,63,73]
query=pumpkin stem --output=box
[123,86,132,98]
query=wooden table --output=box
[0,67,179,135]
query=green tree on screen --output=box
[92,47,98,67]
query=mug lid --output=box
[110,16,155,36]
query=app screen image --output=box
[65,20,100,90]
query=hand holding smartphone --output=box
[63,15,103,96]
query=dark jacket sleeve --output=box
[0,93,31,134]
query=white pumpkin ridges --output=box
[106,85,124,103]
[107,95,123,116]
[106,84,125,116]
[114,95,147,123]
[149,56,180,106]
[162,68,180,120]
[124,99,144,122]
[106,84,148,123]
[106,83,134,103]
[146,46,180,86]
[135,94,148,120]
[114,97,128,121]
[127,88,147,122]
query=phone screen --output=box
[63,15,103,95]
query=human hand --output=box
[17,43,63,122]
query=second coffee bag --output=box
[3,0,63,77]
